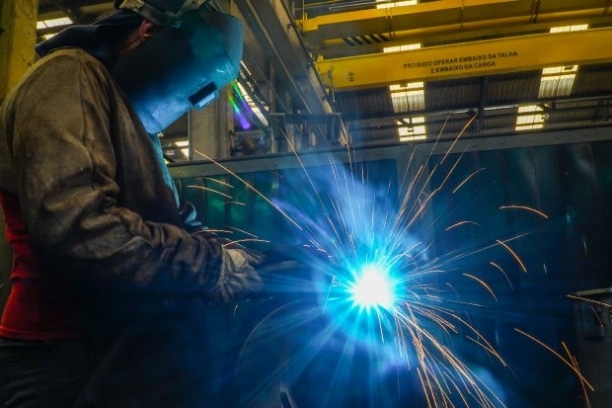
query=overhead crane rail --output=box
[299,0,612,58]
[315,26,612,90]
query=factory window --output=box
[376,0,417,9]
[383,44,420,54]
[235,82,268,127]
[37,17,73,40]
[538,25,587,98]
[235,63,269,127]
[174,140,190,159]
[36,17,72,29]
[390,83,427,140]
[515,105,545,131]
[389,82,425,112]
[385,43,424,111]
[538,65,578,98]
[398,116,427,142]
[385,42,427,139]
[549,24,588,33]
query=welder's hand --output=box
[178,200,205,232]
[210,248,264,303]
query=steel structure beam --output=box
[168,125,612,180]
[232,0,347,144]
[316,27,612,90]
[300,0,612,58]
[341,94,612,122]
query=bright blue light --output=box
[349,264,396,310]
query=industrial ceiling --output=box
[35,0,612,156]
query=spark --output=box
[566,294,612,309]
[410,302,507,366]
[226,226,261,238]
[409,150,466,229]
[439,114,478,165]
[263,118,513,404]
[200,112,592,407]
[187,184,233,199]
[563,343,592,408]
[499,205,549,219]
[396,307,506,406]
[445,220,481,231]
[462,273,499,301]
[496,239,527,273]
[221,238,270,247]
[514,328,594,391]
[453,168,487,194]
[349,264,396,310]
[489,261,514,290]
[204,177,234,188]
[194,149,303,231]
[194,228,231,235]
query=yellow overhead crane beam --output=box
[300,0,612,58]
[316,27,612,90]
[302,0,521,41]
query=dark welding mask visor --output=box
[111,6,243,134]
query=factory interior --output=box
[1,0,612,406]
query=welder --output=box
[0,1,261,406]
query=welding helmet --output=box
[111,0,243,133]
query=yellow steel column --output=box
[0,0,38,313]
[0,0,39,102]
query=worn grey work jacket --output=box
[0,48,223,329]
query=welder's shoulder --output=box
[19,49,110,92]
[34,48,111,82]
[8,49,113,107]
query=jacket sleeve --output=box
[7,51,222,291]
